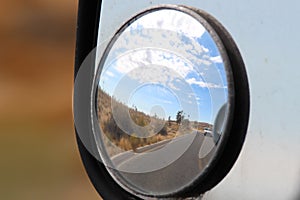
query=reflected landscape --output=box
[94,8,232,196]
[97,87,214,153]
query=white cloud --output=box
[128,9,206,39]
[201,46,209,53]
[106,71,115,77]
[110,48,193,84]
[210,56,223,63]
[109,30,208,71]
[105,27,214,78]
[186,77,225,89]
[100,13,228,96]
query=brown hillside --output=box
[96,89,212,156]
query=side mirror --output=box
[74,3,250,199]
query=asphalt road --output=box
[109,131,216,195]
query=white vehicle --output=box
[203,128,212,137]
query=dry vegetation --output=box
[97,89,176,153]
[97,89,212,156]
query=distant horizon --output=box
[98,87,213,125]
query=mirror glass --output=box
[94,8,233,197]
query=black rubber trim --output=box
[74,0,101,78]
[74,1,141,199]
[179,6,250,197]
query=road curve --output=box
[108,132,217,195]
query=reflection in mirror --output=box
[94,7,233,197]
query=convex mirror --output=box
[92,6,234,198]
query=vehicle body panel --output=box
[96,1,300,199]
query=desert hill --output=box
[97,88,212,155]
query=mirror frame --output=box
[92,5,235,198]
[74,3,250,199]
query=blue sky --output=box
[99,9,228,123]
